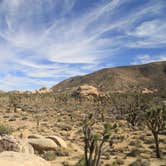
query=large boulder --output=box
[0,135,19,152]
[0,135,34,154]
[46,136,67,149]
[18,140,34,154]
[28,138,58,152]
[28,134,45,139]
[74,85,100,97]
[0,151,50,166]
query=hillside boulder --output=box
[36,87,52,94]
[28,138,58,152]
[28,134,45,139]
[0,135,34,154]
[0,151,50,166]
[74,85,100,97]
[46,136,67,149]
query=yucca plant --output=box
[144,104,166,158]
[82,114,117,166]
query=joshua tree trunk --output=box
[101,112,104,122]
[153,131,161,158]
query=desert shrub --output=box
[0,124,12,135]
[62,161,71,166]
[9,117,16,121]
[41,148,69,161]
[143,138,153,145]
[104,152,111,160]
[41,151,57,161]
[104,164,111,166]
[129,158,150,166]
[127,148,140,157]
[55,147,69,156]
[129,159,142,166]
[115,157,124,165]
[111,161,118,166]
[21,116,28,120]
[75,157,86,166]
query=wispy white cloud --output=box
[128,19,166,48]
[0,74,57,91]
[0,0,165,90]
[131,54,166,65]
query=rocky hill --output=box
[0,90,6,94]
[52,61,166,93]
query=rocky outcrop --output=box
[8,87,52,94]
[73,85,100,98]
[46,136,67,149]
[0,135,19,153]
[141,88,155,94]
[37,87,52,94]
[28,134,45,139]
[0,90,5,94]
[0,134,67,154]
[18,140,34,154]
[31,87,52,94]
[28,138,58,152]
[0,135,34,154]
[0,151,51,166]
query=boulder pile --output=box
[73,85,100,98]
[0,134,67,154]
[0,151,51,166]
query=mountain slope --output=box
[52,61,166,93]
[0,90,5,94]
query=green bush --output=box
[127,148,140,157]
[42,151,57,161]
[0,124,12,136]
[54,147,69,156]
[75,157,86,166]
[129,159,150,166]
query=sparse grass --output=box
[55,147,69,157]
[75,157,86,166]
[0,123,12,135]
[127,148,141,157]
[41,151,57,161]
[129,158,150,166]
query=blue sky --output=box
[0,0,166,91]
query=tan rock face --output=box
[0,151,51,166]
[18,140,34,154]
[30,87,52,94]
[37,87,52,94]
[46,136,67,149]
[0,136,34,154]
[28,134,45,139]
[0,135,19,153]
[141,88,154,94]
[28,138,58,152]
[75,85,100,97]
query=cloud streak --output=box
[131,54,166,65]
[0,0,165,90]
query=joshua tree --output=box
[9,94,21,112]
[121,93,146,128]
[144,104,166,158]
[82,114,116,166]
[93,95,109,122]
[109,93,128,119]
